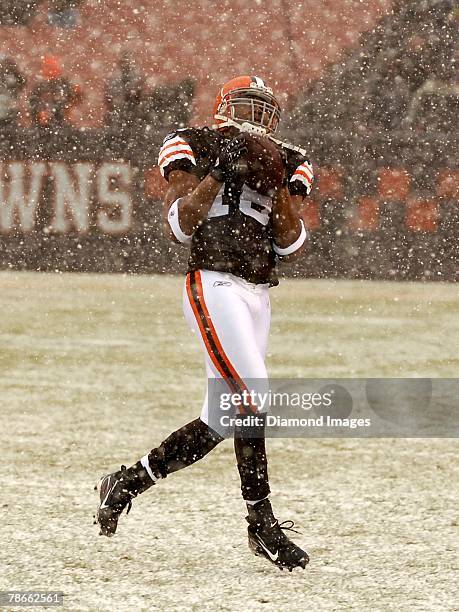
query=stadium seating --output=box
[0,0,392,127]
[0,0,456,281]
[286,0,456,145]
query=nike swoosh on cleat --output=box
[255,535,279,562]
[99,477,117,510]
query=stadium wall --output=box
[0,129,457,281]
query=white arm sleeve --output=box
[272,219,307,257]
[167,198,193,245]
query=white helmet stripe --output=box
[253,76,265,88]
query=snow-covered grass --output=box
[1,272,457,611]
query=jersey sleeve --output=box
[287,153,314,197]
[158,131,197,181]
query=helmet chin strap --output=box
[213,114,308,157]
[213,114,269,136]
[239,122,268,136]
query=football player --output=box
[96,76,313,571]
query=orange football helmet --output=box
[213,76,281,134]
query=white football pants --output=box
[183,269,271,425]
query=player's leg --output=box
[234,284,271,504]
[183,269,272,498]
[95,274,228,537]
[96,268,263,529]
[184,269,273,503]
[185,269,308,570]
[95,416,224,536]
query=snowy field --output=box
[1,272,458,611]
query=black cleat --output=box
[246,499,309,571]
[95,465,137,537]
[95,460,156,537]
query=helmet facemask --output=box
[216,87,281,134]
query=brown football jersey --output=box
[159,127,313,285]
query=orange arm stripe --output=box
[158,136,194,161]
[159,138,193,157]
[158,147,195,167]
[295,166,313,181]
[159,138,190,155]
[292,168,313,184]
[301,162,314,175]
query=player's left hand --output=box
[210,135,248,182]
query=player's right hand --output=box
[210,136,248,182]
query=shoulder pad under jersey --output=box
[158,127,221,181]
[268,136,314,197]
[268,135,308,158]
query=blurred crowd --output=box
[284,0,457,164]
[0,51,194,143]
[0,0,456,281]
[0,0,456,156]
[104,52,194,135]
[0,1,84,27]
[281,0,458,283]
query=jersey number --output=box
[208,184,272,226]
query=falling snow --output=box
[0,1,457,610]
